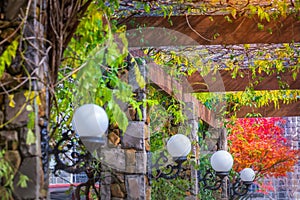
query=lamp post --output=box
[147,134,192,181]
[147,139,255,199]
[49,104,109,199]
[51,104,109,173]
[198,150,256,199]
[49,103,255,199]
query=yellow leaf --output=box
[143,49,149,55]
[258,67,262,74]
[24,91,41,105]
[231,8,237,19]
[9,94,15,108]
[134,64,146,88]
[265,53,271,59]
[244,44,250,50]
[72,73,77,79]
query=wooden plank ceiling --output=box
[124,14,300,118]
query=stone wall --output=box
[0,92,46,199]
[0,1,48,199]
[96,60,149,200]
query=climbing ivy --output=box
[0,150,29,200]
[147,85,186,149]
[146,85,195,199]
[197,120,215,200]
[52,2,144,134]
[0,37,19,79]
[195,89,300,118]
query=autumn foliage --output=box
[227,118,299,178]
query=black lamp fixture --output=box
[51,104,109,173]
[49,104,109,199]
[198,150,256,199]
[147,133,192,181]
[48,103,255,199]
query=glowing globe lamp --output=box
[72,104,109,151]
[167,134,191,160]
[210,150,233,176]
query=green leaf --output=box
[292,71,297,80]
[249,5,257,14]
[112,103,128,132]
[17,174,29,188]
[265,12,270,22]
[26,129,36,145]
[27,112,35,130]
[0,38,19,79]
[268,28,273,34]
[257,23,264,30]
[231,8,237,19]
[144,3,150,13]
[213,33,220,39]
[224,16,232,23]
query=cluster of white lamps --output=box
[72,103,255,183]
[167,135,255,183]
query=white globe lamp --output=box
[210,150,234,176]
[72,104,109,152]
[167,134,191,161]
[240,168,255,184]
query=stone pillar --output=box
[219,128,229,200]
[100,170,112,200]
[98,58,148,199]
[182,99,200,199]
[0,1,48,199]
[124,59,148,200]
[99,122,148,199]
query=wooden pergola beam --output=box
[187,70,300,92]
[188,69,300,117]
[147,62,219,127]
[130,49,219,126]
[233,100,300,118]
[125,14,300,46]
[125,13,300,118]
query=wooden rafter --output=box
[125,14,300,118]
[125,14,300,46]
[187,70,300,92]
[147,61,219,127]
[188,70,300,117]
[233,100,300,118]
